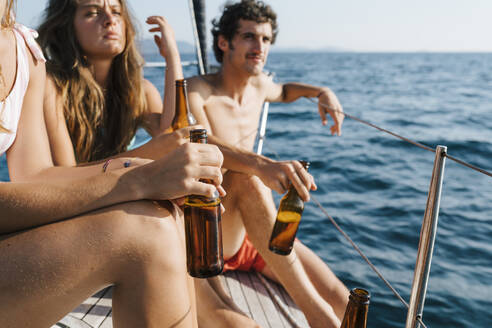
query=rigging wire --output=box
[308,97,492,179]
[311,195,428,328]
[232,96,492,327]
[261,139,428,327]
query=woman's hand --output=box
[146,16,179,59]
[152,125,204,156]
[134,143,225,201]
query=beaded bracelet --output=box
[316,90,325,98]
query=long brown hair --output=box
[0,0,15,133]
[37,0,146,162]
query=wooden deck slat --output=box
[82,287,112,327]
[266,276,309,327]
[277,283,310,327]
[56,272,309,328]
[67,288,107,320]
[254,273,293,328]
[99,312,113,328]
[236,271,271,328]
[55,314,93,328]
[248,273,286,328]
[223,271,253,318]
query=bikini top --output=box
[0,24,46,155]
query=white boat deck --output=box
[53,271,309,328]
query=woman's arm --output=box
[43,75,78,166]
[3,46,224,233]
[145,16,184,134]
[0,142,224,234]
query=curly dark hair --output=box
[212,0,278,63]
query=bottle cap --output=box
[190,129,208,142]
[176,79,187,86]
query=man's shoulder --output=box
[251,72,274,88]
[187,74,218,94]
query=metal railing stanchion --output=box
[405,145,447,328]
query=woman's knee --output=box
[96,200,186,273]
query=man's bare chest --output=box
[203,97,265,148]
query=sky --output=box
[15,0,492,52]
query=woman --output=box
[38,1,264,327]
[39,0,184,165]
[0,0,225,326]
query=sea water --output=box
[1,52,491,327]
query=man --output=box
[187,1,348,327]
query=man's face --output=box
[222,19,273,75]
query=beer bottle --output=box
[184,128,224,278]
[340,288,371,328]
[268,160,310,255]
[166,79,197,132]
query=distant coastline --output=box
[139,39,492,56]
[138,38,350,57]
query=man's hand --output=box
[317,88,344,136]
[256,159,317,201]
[147,16,179,59]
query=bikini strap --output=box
[13,23,46,64]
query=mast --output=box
[188,0,208,74]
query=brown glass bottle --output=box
[340,288,371,328]
[184,129,223,278]
[268,160,310,255]
[167,79,197,132]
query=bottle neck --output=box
[340,288,370,328]
[175,83,188,118]
[172,80,196,129]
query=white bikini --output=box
[0,24,46,155]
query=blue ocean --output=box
[2,52,491,327]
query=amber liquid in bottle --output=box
[166,79,197,132]
[340,288,371,328]
[184,129,223,278]
[268,160,310,255]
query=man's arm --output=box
[186,75,316,201]
[208,134,316,201]
[265,79,345,136]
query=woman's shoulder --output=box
[142,78,156,91]
[142,78,160,100]
[13,24,46,65]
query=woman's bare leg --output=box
[0,200,195,328]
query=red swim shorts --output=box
[223,234,266,273]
